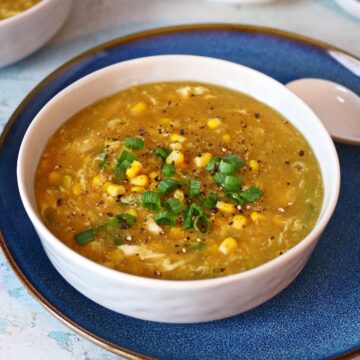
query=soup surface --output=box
[0,0,41,20]
[35,82,323,280]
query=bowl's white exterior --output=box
[0,0,72,68]
[17,55,340,323]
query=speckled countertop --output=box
[0,1,359,359]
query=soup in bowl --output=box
[17,55,340,323]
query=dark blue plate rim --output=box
[0,24,359,360]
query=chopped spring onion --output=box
[203,192,218,209]
[154,211,177,226]
[189,179,201,197]
[228,192,246,205]
[141,191,161,211]
[124,137,144,150]
[214,172,226,185]
[206,157,219,172]
[223,175,242,193]
[162,163,176,177]
[222,154,244,171]
[193,214,210,233]
[74,229,95,245]
[157,178,180,195]
[115,214,136,228]
[219,159,236,175]
[228,187,262,205]
[96,150,107,170]
[114,150,138,179]
[189,242,205,251]
[183,203,203,229]
[117,150,138,164]
[239,187,263,202]
[155,148,170,161]
[112,234,123,246]
[164,198,183,215]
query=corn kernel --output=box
[149,171,160,180]
[130,102,146,115]
[48,171,61,185]
[62,175,72,189]
[131,186,145,193]
[170,134,186,143]
[166,151,184,166]
[219,237,238,255]
[106,183,126,197]
[194,153,212,168]
[232,215,248,229]
[130,175,149,186]
[250,211,266,222]
[126,160,142,178]
[249,160,259,171]
[92,174,105,188]
[170,142,183,151]
[207,118,221,129]
[174,189,184,201]
[222,134,231,143]
[72,183,83,196]
[126,208,138,217]
[216,201,236,214]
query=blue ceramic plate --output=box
[0,25,359,360]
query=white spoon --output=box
[286,78,360,145]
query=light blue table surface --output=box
[0,1,359,358]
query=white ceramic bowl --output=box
[0,0,72,68]
[17,55,340,323]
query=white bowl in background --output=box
[0,0,72,68]
[17,55,340,323]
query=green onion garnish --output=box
[114,150,138,180]
[155,148,170,161]
[228,192,246,205]
[74,229,95,245]
[162,163,176,177]
[221,154,244,171]
[154,211,177,226]
[157,178,180,195]
[223,175,242,193]
[239,187,263,202]
[112,234,123,246]
[189,179,201,197]
[115,213,136,227]
[141,191,161,211]
[96,149,107,170]
[194,214,210,233]
[206,157,219,172]
[189,242,205,251]
[164,198,183,215]
[117,150,138,164]
[183,203,203,229]
[219,159,236,175]
[214,172,226,185]
[124,137,144,150]
[203,192,218,209]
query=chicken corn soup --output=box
[0,0,41,20]
[35,82,323,280]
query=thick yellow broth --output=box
[0,0,41,20]
[35,82,323,280]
